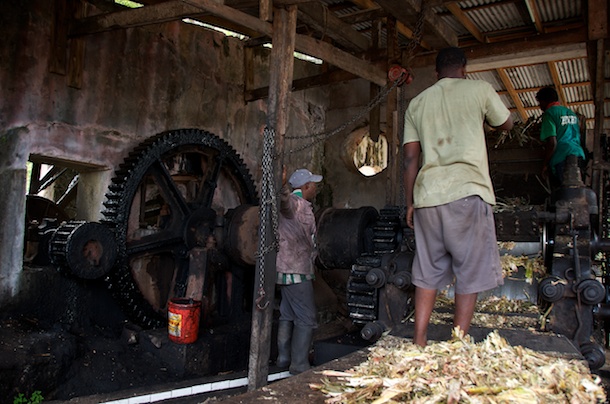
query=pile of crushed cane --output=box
[311,329,606,403]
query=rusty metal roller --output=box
[49,221,118,279]
[316,206,379,270]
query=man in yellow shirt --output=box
[402,47,513,346]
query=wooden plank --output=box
[297,2,369,51]
[243,46,255,100]
[445,1,486,43]
[72,0,385,85]
[348,0,432,50]
[296,34,386,86]
[385,16,398,206]
[409,28,588,69]
[49,0,68,75]
[244,69,358,102]
[259,0,272,22]
[369,18,382,141]
[67,1,88,89]
[374,0,457,49]
[524,0,543,33]
[71,0,272,37]
[248,5,297,392]
[547,61,567,106]
[497,68,528,122]
[588,0,608,41]
[71,1,203,36]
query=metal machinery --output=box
[31,129,260,331]
[318,155,610,370]
[28,130,610,370]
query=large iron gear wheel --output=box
[102,129,258,328]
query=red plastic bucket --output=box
[168,298,202,344]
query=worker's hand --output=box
[541,165,549,180]
[406,206,415,229]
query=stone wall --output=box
[0,0,330,305]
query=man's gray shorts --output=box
[412,196,503,294]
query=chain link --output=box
[282,78,403,156]
[254,125,279,310]
[404,0,428,63]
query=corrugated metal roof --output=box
[321,0,605,129]
[535,0,583,22]
[464,2,528,33]
[554,58,589,83]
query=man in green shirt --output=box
[536,86,586,186]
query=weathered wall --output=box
[0,0,328,304]
[323,78,388,209]
[322,66,436,210]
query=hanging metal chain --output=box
[404,0,429,63]
[281,77,404,156]
[254,125,279,310]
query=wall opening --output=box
[342,126,388,177]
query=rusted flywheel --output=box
[102,129,258,328]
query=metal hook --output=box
[255,287,269,310]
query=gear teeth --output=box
[347,208,403,324]
[101,129,259,329]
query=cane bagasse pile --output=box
[311,329,606,403]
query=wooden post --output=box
[385,16,399,206]
[248,5,296,391]
[369,18,382,142]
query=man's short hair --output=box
[536,86,559,103]
[436,47,467,72]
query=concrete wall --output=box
[0,0,329,305]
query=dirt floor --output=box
[0,313,184,402]
[0,266,351,403]
[4,310,610,403]
[3,265,610,403]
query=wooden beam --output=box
[497,68,528,122]
[347,0,432,49]
[339,7,388,25]
[588,0,608,40]
[445,1,487,43]
[248,4,297,392]
[72,0,385,85]
[71,1,206,36]
[50,0,68,75]
[296,2,370,51]
[547,61,567,106]
[374,0,458,49]
[67,1,88,89]
[524,0,543,33]
[369,18,382,141]
[259,0,272,22]
[385,15,399,206]
[295,34,386,85]
[591,39,606,161]
[244,69,358,102]
[410,28,588,69]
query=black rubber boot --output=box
[276,320,292,368]
[289,325,313,375]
